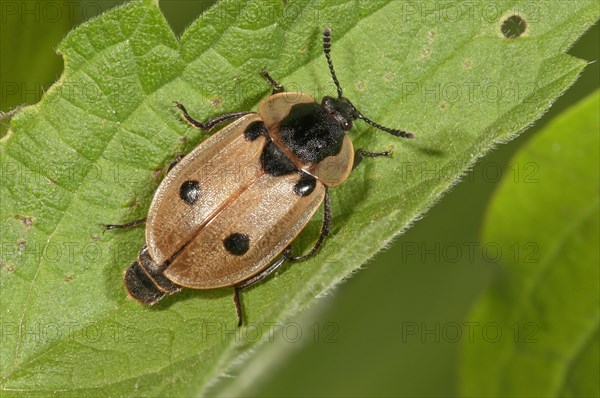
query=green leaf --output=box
[460,90,599,397]
[1,0,597,395]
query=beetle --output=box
[104,28,414,326]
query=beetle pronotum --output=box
[105,28,414,326]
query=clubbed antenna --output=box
[357,114,415,139]
[323,28,343,99]
[323,28,415,140]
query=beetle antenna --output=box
[357,113,415,139]
[323,28,344,99]
[324,28,414,139]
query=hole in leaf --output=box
[501,15,527,39]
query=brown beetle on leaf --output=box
[105,28,414,326]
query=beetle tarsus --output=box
[174,101,251,132]
[174,101,206,130]
[102,217,147,233]
[260,70,285,94]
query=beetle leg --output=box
[288,189,331,262]
[233,288,243,327]
[102,217,147,232]
[352,146,394,170]
[174,102,251,132]
[260,70,285,94]
[233,246,293,327]
[233,189,332,326]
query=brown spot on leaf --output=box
[15,215,33,229]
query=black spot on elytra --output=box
[294,173,317,197]
[223,233,250,256]
[244,121,267,141]
[180,180,201,205]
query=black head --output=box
[321,96,357,131]
[320,28,414,139]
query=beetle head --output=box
[322,96,357,131]
[321,28,414,139]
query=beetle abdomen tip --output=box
[124,261,166,305]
